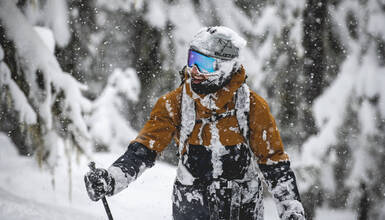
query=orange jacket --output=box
[133,67,289,164]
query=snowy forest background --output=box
[1,0,384,219]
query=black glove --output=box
[84,167,115,201]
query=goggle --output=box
[187,49,217,73]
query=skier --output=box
[85,26,305,220]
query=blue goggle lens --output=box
[187,50,216,73]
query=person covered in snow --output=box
[84,26,305,220]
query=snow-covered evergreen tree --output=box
[0,0,91,167]
[301,0,385,219]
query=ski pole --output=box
[88,161,114,220]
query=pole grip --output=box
[88,161,96,172]
[88,161,114,220]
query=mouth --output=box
[191,74,207,84]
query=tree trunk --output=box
[358,183,369,220]
[302,0,327,136]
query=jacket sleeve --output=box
[133,88,181,152]
[248,91,289,164]
[249,92,305,219]
[107,89,181,195]
[108,142,157,194]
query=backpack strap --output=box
[235,84,260,180]
[178,83,196,157]
[235,83,250,146]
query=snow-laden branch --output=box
[0,61,37,124]
[0,1,91,138]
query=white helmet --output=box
[189,26,246,60]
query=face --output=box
[187,49,239,94]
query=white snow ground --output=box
[0,133,354,220]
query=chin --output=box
[191,75,232,94]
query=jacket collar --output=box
[184,66,246,111]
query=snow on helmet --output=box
[189,26,246,60]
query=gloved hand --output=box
[280,200,306,220]
[84,167,114,201]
